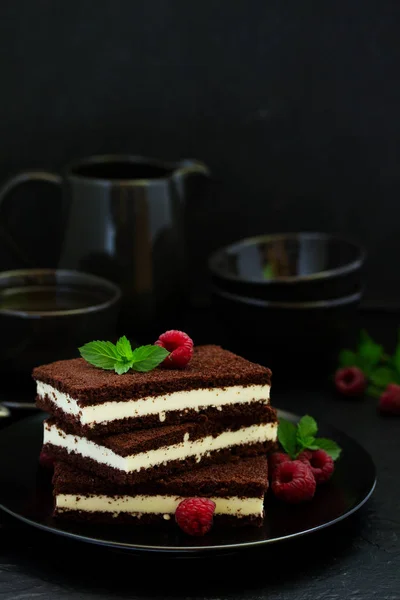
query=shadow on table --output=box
[0,509,369,598]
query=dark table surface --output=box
[0,308,398,600]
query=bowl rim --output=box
[0,268,121,317]
[212,285,363,310]
[208,232,366,285]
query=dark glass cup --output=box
[0,269,121,399]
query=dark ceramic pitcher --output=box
[0,154,210,338]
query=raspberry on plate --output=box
[379,383,400,416]
[298,449,335,484]
[272,460,316,503]
[335,366,366,397]
[175,497,216,536]
[155,330,194,369]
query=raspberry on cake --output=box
[34,345,273,437]
[53,455,270,528]
[155,330,194,368]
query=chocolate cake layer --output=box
[53,455,269,498]
[44,412,277,485]
[46,406,277,456]
[36,394,272,438]
[53,456,268,527]
[34,345,272,403]
[46,440,275,486]
[54,510,263,528]
[34,345,272,436]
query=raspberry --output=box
[175,497,216,536]
[268,452,291,478]
[379,383,400,416]
[298,449,334,484]
[155,330,194,369]
[335,366,366,397]
[39,448,54,470]
[272,460,316,503]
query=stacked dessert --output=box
[34,331,278,534]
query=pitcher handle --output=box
[172,159,211,205]
[176,159,211,178]
[0,170,62,266]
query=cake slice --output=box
[34,345,272,437]
[53,455,269,527]
[43,406,277,485]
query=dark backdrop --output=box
[0,0,399,307]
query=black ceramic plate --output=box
[0,411,376,556]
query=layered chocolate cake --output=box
[34,345,272,437]
[53,455,269,527]
[43,405,277,485]
[36,339,278,534]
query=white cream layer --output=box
[44,421,277,473]
[36,381,270,426]
[56,493,263,517]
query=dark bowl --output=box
[208,233,365,302]
[0,269,121,394]
[211,286,362,381]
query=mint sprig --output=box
[278,415,342,461]
[79,336,169,374]
[277,419,297,458]
[338,328,400,397]
[338,330,383,376]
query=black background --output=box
[0,8,399,594]
[0,0,399,307]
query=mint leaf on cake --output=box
[115,335,134,361]
[79,336,169,374]
[128,345,171,372]
[78,330,198,374]
[78,340,122,371]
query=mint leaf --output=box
[79,338,170,374]
[79,340,120,370]
[116,335,134,361]
[369,366,399,388]
[130,345,169,372]
[297,415,318,440]
[296,415,318,455]
[338,349,358,367]
[278,419,298,459]
[298,435,316,450]
[358,330,383,374]
[314,438,342,461]
[114,361,133,375]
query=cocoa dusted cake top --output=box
[53,455,269,498]
[33,344,272,403]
